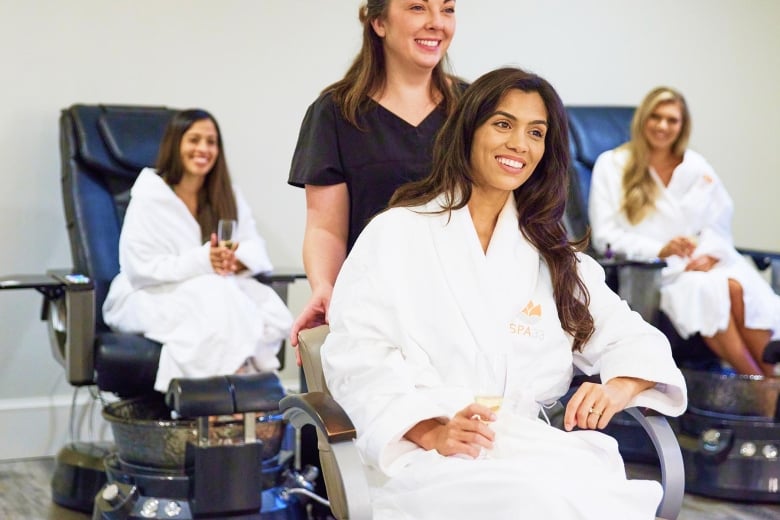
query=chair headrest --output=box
[566,106,635,167]
[67,104,177,179]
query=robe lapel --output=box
[649,167,687,227]
[427,194,538,355]
[134,170,203,247]
[485,195,539,330]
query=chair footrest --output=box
[166,373,285,417]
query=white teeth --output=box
[497,157,524,169]
[416,39,438,47]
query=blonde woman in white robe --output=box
[103,109,293,392]
[589,87,780,377]
[321,68,687,520]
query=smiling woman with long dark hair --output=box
[320,68,687,519]
[103,109,293,392]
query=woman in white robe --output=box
[321,68,687,520]
[589,87,780,376]
[103,109,292,392]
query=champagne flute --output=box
[474,352,508,416]
[217,219,237,250]
[473,352,508,459]
[217,219,238,276]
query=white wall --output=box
[0,0,778,459]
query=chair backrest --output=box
[59,104,177,330]
[564,105,635,242]
[298,325,330,395]
[297,325,353,520]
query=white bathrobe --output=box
[103,168,293,391]
[590,148,780,339]
[322,194,687,520]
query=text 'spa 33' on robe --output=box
[102,168,293,391]
[322,194,687,520]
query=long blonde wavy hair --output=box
[619,87,691,224]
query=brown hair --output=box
[155,109,237,240]
[620,87,691,224]
[391,67,594,351]
[323,0,461,128]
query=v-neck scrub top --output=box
[288,92,449,252]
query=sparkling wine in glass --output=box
[217,219,237,250]
[474,352,508,415]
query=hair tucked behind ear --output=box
[391,68,595,351]
[155,108,237,241]
[620,87,690,224]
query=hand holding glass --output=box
[217,219,237,250]
[216,219,238,275]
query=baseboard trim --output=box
[0,391,112,461]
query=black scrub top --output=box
[288,92,448,253]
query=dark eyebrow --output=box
[493,110,516,121]
[492,111,548,126]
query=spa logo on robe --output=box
[508,300,544,340]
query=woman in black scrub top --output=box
[288,0,463,348]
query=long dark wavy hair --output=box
[324,0,461,128]
[155,109,237,241]
[390,67,594,351]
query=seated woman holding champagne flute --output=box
[319,68,687,519]
[102,108,293,392]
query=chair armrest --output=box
[254,268,307,304]
[625,407,684,520]
[280,392,355,443]
[254,268,307,284]
[568,372,684,519]
[597,257,667,270]
[594,258,667,324]
[46,270,96,385]
[0,270,95,385]
[737,247,780,271]
[280,392,372,520]
[0,272,66,295]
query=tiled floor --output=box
[1,457,779,519]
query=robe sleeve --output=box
[119,194,212,289]
[572,254,687,417]
[589,150,666,259]
[232,187,274,275]
[322,214,467,476]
